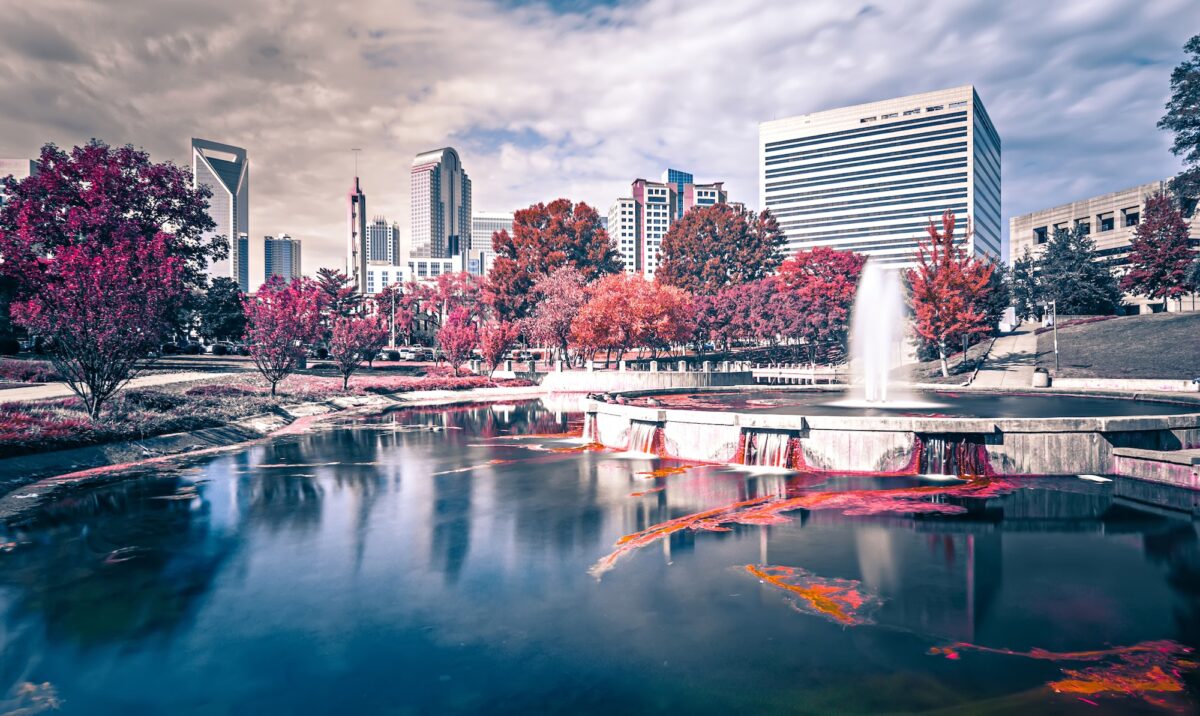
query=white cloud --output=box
[0,0,1196,288]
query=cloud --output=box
[0,0,1196,288]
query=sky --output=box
[1,0,1197,289]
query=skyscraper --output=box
[365,216,400,265]
[470,210,513,276]
[191,139,250,291]
[609,169,731,277]
[347,176,367,292]
[264,234,302,282]
[410,148,471,259]
[758,86,1001,267]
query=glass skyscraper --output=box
[191,139,250,291]
[264,234,302,282]
[410,148,472,259]
[758,86,1001,267]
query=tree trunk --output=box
[343,374,350,391]
[938,341,949,378]
[270,380,278,396]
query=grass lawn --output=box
[1036,311,1200,379]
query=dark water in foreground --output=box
[1,401,1199,715]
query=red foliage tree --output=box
[0,141,220,295]
[438,307,478,376]
[657,205,787,295]
[777,247,867,365]
[1120,192,1197,309]
[906,211,995,377]
[523,266,588,362]
[329,313,389,390]
[11,236,187,418]
[569,274,693,363]
[434,272,485,323]
[489,199,622,319]
[478,321,521,376]
[244,277,325,395]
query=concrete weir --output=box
[584,387,1200,487]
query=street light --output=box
[1045,300,1059,373]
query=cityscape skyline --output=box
[1,1,1198,281]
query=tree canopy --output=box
[489,199,622,319]
[1120,191,1196,306]
[1159,33,1200,208]
[1038,225,1121,315]
[656,204,786,295]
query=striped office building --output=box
[758,86,1002,267]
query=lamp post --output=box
[1049,300,1059,373]
[390,287,396,348]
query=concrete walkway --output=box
[971,322,1040,389]
[0,371,215,403]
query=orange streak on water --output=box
[930,640,1198,710]
[746,565,881,626]
[628,487,666,497]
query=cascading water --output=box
[742,431,794,469]
[627,421,660,455]
[919,435,991,477]
[849,259,906,403]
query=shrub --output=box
[183,343,202,355]
[0,358,61,383]
[386,350,401,362]
[315,347,329,360]
[0,337,19,356]
[211,343,229,356]
[118,389,188,412]
[184,384,261,398]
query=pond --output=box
[1,401,1198,714]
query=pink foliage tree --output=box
[524,266,588,362]
[478,321,521,376]
[329,313,389,390]
[11,236,187,418]
[437,307,478,376]
[244,277,325,395]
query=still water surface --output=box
[1,401,1198,714]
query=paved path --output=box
[0,371,215,403]
[971,322,1040,389]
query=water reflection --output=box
[0,401,1197,714]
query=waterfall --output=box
[582,414,595,443]
[849,260,906,403]
[920,435,990,477]
[627,421,660,454]
[742,431,794,469]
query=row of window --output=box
[1031,207,1140,244]
[769,188,969,220]
[764,110,968,153]
[765,158,967,194]
[766,143,967,179]
[766,172,968,206]
[780,205,970,239]
[857,100,964,124]
[764,125,967,166]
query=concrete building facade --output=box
[470,210,513,276]
[365,216,400,265]
[1009,179,1200,312]
[192,139,250,291]
[609,169,731,277]
[410,148,472,259]
[264,234,302,282]
[759,86,1002,268]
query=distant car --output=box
[397,348,416,361]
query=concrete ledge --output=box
[1053,378,1200,393]
[1111,448,1200,490]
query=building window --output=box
[859,116,877,124]
[1033,226,1048,244]
[949,100,968,108]
[1053,222,1069,235]
[1123,207,1140,227]
[903,108,920,116]
[926,105,944,112]
[1097,212,1114,232]
[881,112,898,119]
[1075,218,1090,235]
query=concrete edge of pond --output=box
[0,384,549,528]
[584,385,1200,489]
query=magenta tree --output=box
[11,236,188,418]
[329,313,389,390]
[438,307,478,376]
[0,141,221,296]
[244,277,325,395]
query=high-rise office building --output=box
[264,234,302,282]
[609,169,731,277]
[410,148,471,259]
[347,176,367,291]
[191,139,250,291]
[759,86,1001,268]
[365,216,400,265]
[470,210,513,276]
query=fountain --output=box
[848,259,906,404]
